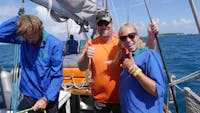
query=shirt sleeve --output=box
[0,16,23,44]
[44,39,64,101]
[146,50,166,97]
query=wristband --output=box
[132,67,142,77]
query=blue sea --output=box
[0,34,200,113]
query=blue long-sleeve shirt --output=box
[0,16,64,101]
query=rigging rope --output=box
[143,0,179,113]
[10,0,24,112]
[127,0,130,22]
[47,0,52,16]
[18,0,25,15]
[110,0,120,31]
[11,30,21,113]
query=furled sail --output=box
[30,0,105,30]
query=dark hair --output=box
[70,35,74,40]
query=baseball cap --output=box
[96,11,112,23]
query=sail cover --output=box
[30,0,105,30]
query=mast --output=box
[105,0,109,11]
[189,0,200,34]
[127,0,130,22]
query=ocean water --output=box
[155,34,200,113]
[0,34,200,113]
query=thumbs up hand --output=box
[86,41,95,58]
[120,52,137,73]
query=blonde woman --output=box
[118,23,166,113]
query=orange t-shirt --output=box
[82,34,125,103]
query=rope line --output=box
[143,0,179,113]
[16,108,47,113]
[16,108,33,113]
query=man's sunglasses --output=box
[97,20,110,26]
[119,33,137,42]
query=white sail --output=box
[30,0,105,30]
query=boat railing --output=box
[183,87,200,113]
[167,70,200,113]
[169,70,200,86]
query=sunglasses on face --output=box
[97,20,110,26]
[119,33,137,42]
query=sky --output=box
[0,0,200,41]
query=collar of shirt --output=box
[40,29,48,47]
[132,46,149,56]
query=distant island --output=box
[158,33,184,36]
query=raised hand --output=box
[32,98,48,111]
[146,21,159,50]
[148,21,159,35]
[120,52,137,74]
[86,41,95,58]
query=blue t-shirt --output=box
[66,39,78,54]
[119,47,166,113]
[0,16,64,101]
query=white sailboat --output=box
[0,0,200,113]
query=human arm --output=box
[134,69,157,96]
[146,21,159,50]
[32,97,48,111]
[78,41,94,71]
[45,40,64,100]
[120,52,165,97]
[32,37,64,111]
[0,16,23,44]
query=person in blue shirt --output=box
[117,23,166,113]
[65,34,78,55]
[0,15,64,113]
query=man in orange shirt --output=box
[78,11,158,113]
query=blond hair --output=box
[17,15,43,36]
[114,23,143,63]
[118,23,138,36]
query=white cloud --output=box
[171,18,197,34]
[34,5,81,41]
[134,17,197,36]
[160,22,168,26]
[158,18,197,34]
[135,21,147,36]
[0,6,18,16]
[153,18,160,24]
[138,21,146,29]
[173,18,193,26]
